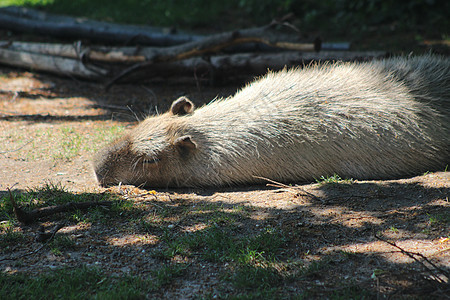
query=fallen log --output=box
[0,42,385,82]
[0,6,200,46]
[0,8,378,83]
[0,41,88,60]
[0,23,320,63]
[109,50,387,85]
[0,6,328,53]
[0,47,108,79]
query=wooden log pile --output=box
[0,6,386,85]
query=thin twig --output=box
[0,139,33,154]
[254,176,324,202]
[374,234,449,283]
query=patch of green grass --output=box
[1,183,120,226]
[189,203,251,226]
[246,227,285,259]
[89,125,126,153]
[226,289,282,299]
[427,213,450,226]
[389,226,399,233]
[0,227,25,251]
[1,0,51,5]
[0,191,30,221]
[0,219,14,231]
[0,264,188,299]
[315,174,354,185]
[139,215,164,233]
[0,265,162,299]
[194,226,243,262]
[154,226,232,260]
[154,224,286,264]
[2,0,277,28]
[54,125,126,160]
[0,124,126,162]
[22,182,113,208]
[337,250,358,259]
[230,265,283,289]
[421,228,432,235]
[0,0,51,6]
[0,201,15,223]
[329,284,373,299]
[48,234,76,255]
[53,127,83,160]
[153,224,288,293]
[152,263,189,287]
[50,247,63,256]
[293,258,332,280]
[147,202,255,260]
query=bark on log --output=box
[117,51,388,84]
[0,40,385,82]
[0,47,108,79]
[0,7,382,83]
[0,6,200,46]
[0,23,319,63]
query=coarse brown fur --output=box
[93,55,450,188]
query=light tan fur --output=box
[93,55,450,187]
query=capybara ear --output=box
[170,96,195,116]
[174,135,197,156]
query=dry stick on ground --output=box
[253,176,324,203]
[8,188,113,225]
[0,139,33,154]
[374,234,449,284]
[35,222,66,243]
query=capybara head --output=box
[93,97,199,187]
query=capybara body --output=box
[94,55,450,187]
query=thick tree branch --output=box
[8,188,113,225]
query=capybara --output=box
[93,55,449,187]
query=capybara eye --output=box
[143,158,160,164]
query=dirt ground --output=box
[0,66,449,298]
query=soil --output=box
[0,65,449,298]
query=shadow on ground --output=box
[1,173,448,298]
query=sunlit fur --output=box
[93,55,450,187]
